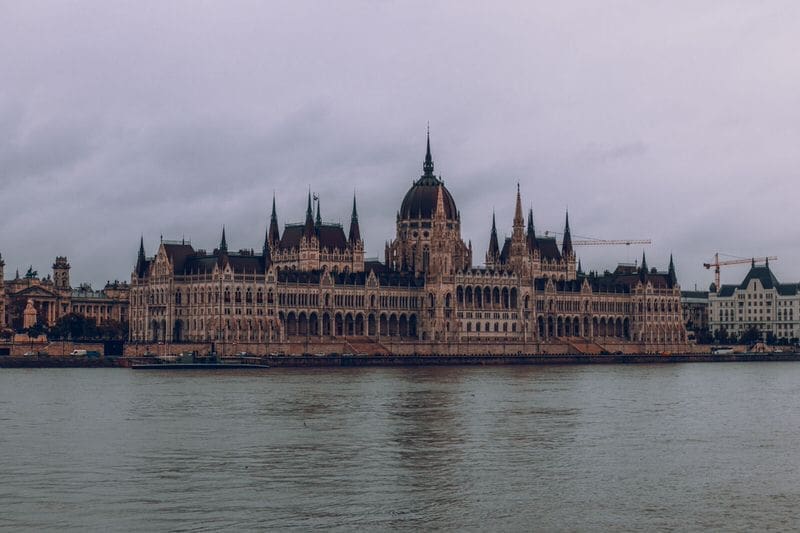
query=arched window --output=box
[256,289,263,304]
[235,289,242,303]
[246,289,252,303]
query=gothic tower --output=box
[387,129,471,275]
[52,256,71,291]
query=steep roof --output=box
[537,237,562,261]
[681,290,709,300]
[716,264,800,296]
[278,223,349,252]
[162,243,196,274]
[738,265,780,290]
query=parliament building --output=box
[128,134,688,354]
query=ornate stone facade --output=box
[0,255,129,331]
[128,133,687,352]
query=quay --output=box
[4,351,800,368]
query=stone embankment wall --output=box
[122,339,697,357]
[0,341,105,357]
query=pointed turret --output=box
[434,184,446,219]
[315,196,322,229]
[639,251,648,282]
[303,191,315,240]
[668,253,677,287]
[136,236,147,277]
[526,208,537,250]
[561,211,573,256]
[487,212,500,264]
[348,194,361,244]
[268,194,280,246]
[513,183,524,229]
[219,227,228,254]
[423,125,434,177]
[577,258,583,275]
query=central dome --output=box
[399,132,458,221]
[400,179,458,220]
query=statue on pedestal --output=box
[23,299,37,330]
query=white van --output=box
[70,349,88,356]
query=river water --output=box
[1,363,799,531]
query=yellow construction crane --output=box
[543,231,652,247]
[703,253,777,289]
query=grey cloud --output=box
[1,1,799,289]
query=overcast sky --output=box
[1,1,799,290]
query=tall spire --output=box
[526,207,538,251]
[561,210,573,256]
[668,253,677,287]
[268,193,280,245]
[487,211,500,263]
[513,183,524,228]
[349,194,361,244]
[303,190,315,240]
[315,196,322,229]
[423,125,434,177]
[639,251,648,282]
[219,226,228,254]
[135,236,146,277]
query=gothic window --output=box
[224,289,231,303]
[175,291,182,305]
[268,290,274,304]
[235,289,242,303]
[256,289,263,304]
[422,246,430,272]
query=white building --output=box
[709,261,800,341]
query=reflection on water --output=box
[2,364,800,530]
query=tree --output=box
[739,326,762,346]
[695,327,713,344]
[50,313,93,340]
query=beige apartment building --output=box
[709,260,800,341]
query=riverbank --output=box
[3,351,800,368]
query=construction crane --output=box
[703,253,777,290]
[543,231,652,247]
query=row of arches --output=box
[537,315,631,340]
[145,318,281,343]
[280,311,418,339]
[456,285,520,310]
